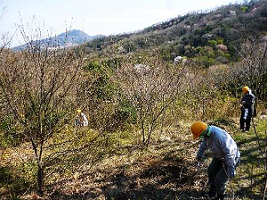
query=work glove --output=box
[227,166,235,179]
[196,156,202,167]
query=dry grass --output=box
[1,117,267,199]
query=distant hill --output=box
[13,29,104,51]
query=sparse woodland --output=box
[0,1,267,200]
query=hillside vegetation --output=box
[82,1,267,65]
[0,0,267,199]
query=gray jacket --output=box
[197,125,240,168]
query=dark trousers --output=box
[208,157,240,195]
[240,107,252,131]
[208,158,229,195]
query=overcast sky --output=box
[0,0,243,47]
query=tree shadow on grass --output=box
[49,190,100,200]
[231,134,265,199]
[0,166,31,199]
[99,156,207,200]
[48,145,211,200]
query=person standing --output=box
[240,86,255,132]
[191,121,240,200]
[75,109,89,127]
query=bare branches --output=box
[0,40,84,194]
[116,59,186,144]
[236,37,267,99]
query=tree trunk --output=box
[37,163,44,195]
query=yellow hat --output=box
[191,121,208,140]
[242,86,249,94]
[77,109,82,113]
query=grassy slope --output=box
[0,116,267,199]
[231,117,267,199]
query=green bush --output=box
[217,38,224,44]
[84,60,101,71]
[195,55,215,67]
[241,5,249,12]
[208,40,217,47]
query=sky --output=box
[0,0,243,47]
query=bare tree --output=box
[235,37,267,100]
[0,3,9,51]
[115,59,186,145]
[0,40,84,194]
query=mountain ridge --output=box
[13,29,104,50]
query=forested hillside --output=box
[83,1,267,65]
[0,1,267,199]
